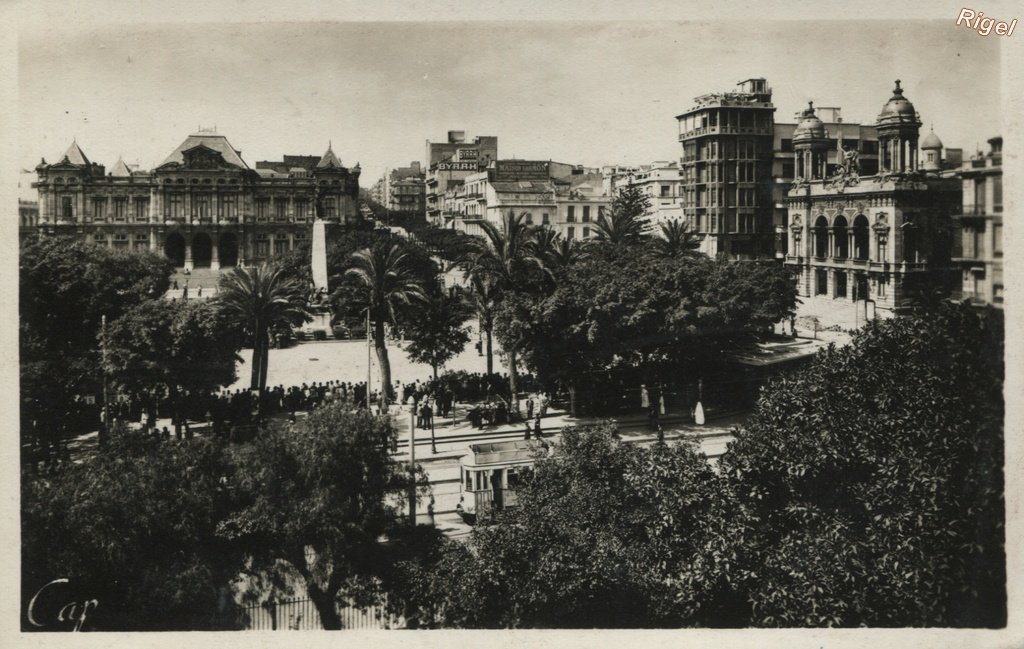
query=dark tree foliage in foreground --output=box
[22,424,241,631]
[719,302,1005,627]
[217,401,420,629]
[396,303,1004,629]
[390,424,737,628]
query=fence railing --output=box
[238,595,399,630]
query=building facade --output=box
[676,78,777,259]
[19,199,39,240]
[952,136,1003,307]
[425,131,498,226]
[443,160,610,240]
[31,131,361,270]
[784,81,961,326]
[606,162,685,230]
[371,162,426,215]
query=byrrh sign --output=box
[434,161,479,172]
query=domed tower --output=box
[920,127,943,172]
[876,79,922,174]
[792,101,829,180]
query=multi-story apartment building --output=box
[783,81,961,327]
[31,130,361,271]
[952,136,1003,307]
[676,78,776,259]
[425,131,498,226]
[606,162,685,230]
[444,160,610,240]
[372,162,426,215]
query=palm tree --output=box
[653,219,702,258]
[344,242,427,408]
[592,183,651,247]
[468,273,499,375]
[543,235,589,275]
[464,212,543,415]
[217,263,309,397]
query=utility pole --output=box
[101,314,109,447]
[366,309,372,409]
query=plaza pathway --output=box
[228,337,494,392]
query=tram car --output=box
[456,439,550,524]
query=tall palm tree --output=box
[217,263,309,396]
[468,273,499,375]
[345,242,427,408]
[464,212,542,415]
[653,219,702,258]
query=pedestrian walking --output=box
[640,384,650,409]
[526,396,534,421]
[534,413,542,438]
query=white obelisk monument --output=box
[306,218,332,334]
[312,218,328,292]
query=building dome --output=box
[877,79,920,127]
[792,101,827,143]
[921,128,943,149]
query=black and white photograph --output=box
[2,1,1020,646]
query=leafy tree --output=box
[344,243,428,406]
[392,424,733,628]
[22,424,241,630]
[507,252,796,415]
[216,263,309,397]
[403,285,473,379]
[20,236,173,448]
[464,212,545,412]
[719,303,1005,627]
[217,400,417,629]
[653,219,701,258]
[591,183,651,248]
[103,299,244,435]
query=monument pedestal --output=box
[301,309,333,338]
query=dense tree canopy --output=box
[217,401,418,629]
[391,424,736,628]
[20,236,173,443]
[719,302,1005,627]
[22,425,241,631]
[104,299,244,427]
[498,251,797,414]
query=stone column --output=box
[150,229,158,252]
[184,236,194,271]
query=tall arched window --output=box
[853,215,870,260]
[814,215,828,258]
[833,215,848,259]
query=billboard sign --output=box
[494,160,549,181]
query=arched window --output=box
[833,215,848,260]
[853,215,869,260]
[814,215,828,258]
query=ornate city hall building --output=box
[784,81,961,325]
[31,130,361,271]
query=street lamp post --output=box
[407,404,417,527]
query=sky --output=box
[16,19,1002,196]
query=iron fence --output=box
[238,595,398,630]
